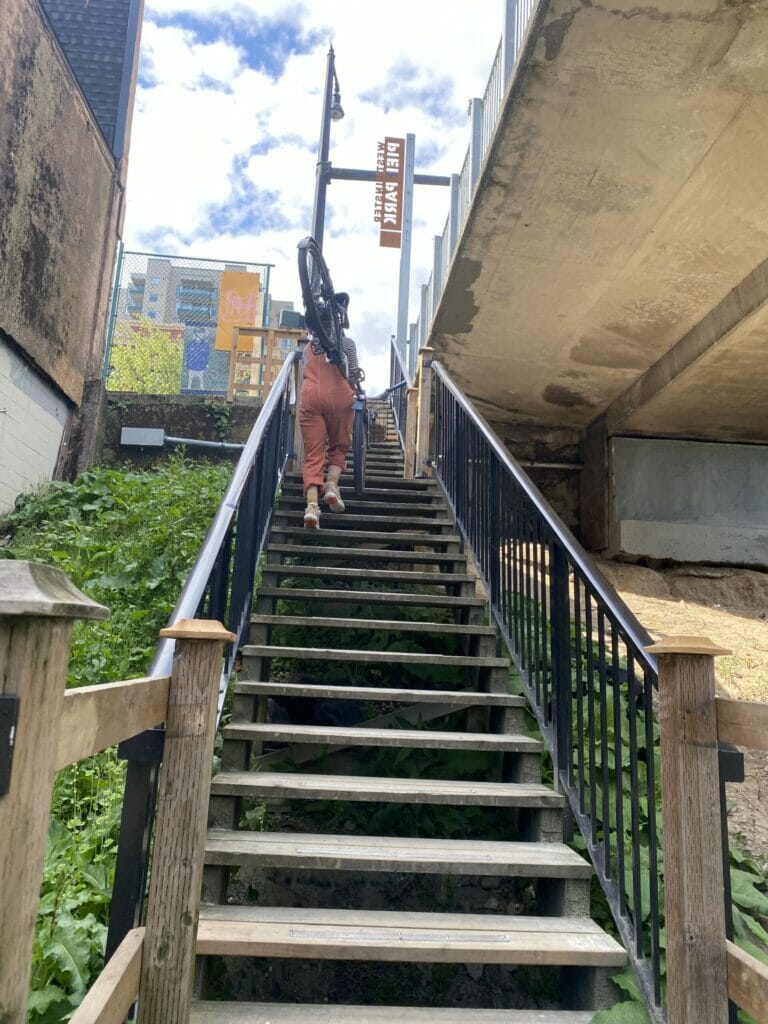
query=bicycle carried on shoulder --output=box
[298,236,368,496]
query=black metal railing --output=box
[105,349,301,958]
[389,340,412,448]
[432,362,664,1019]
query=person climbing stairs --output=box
[191,401,626,1020]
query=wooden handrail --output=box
[726,940,768,1023]
[716,696,768,751]
[69,928,144,1024]
[56,676,171,770]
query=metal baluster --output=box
[574,574,585,809]
[611,628,626,919]
[514,483,520,651]
[626,652,643,950]
[597,608,611,877]
[585,592,598,843]
[550,543,572,789]
[503,475,513,635]
[532,521,542,719]
[524,515,534,696]
[643,667,662,1003]
[489,456,500,614]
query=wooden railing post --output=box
[137,618,235,1024]
[0,562,108,1024]
[415,346,434,478]
[647,634,732,1024]
[404,386,418,479]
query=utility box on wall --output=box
[610,436,768,567]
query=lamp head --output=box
[330,90,344,121]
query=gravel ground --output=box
[595,558,768,858]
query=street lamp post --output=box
[311,45,344,250]
[308,45,450,367]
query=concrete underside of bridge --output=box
[431,0,768,445]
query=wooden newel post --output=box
[415,346,434,478]
[404,386,419,479]
[0,562,108,1024]
[647,634,732,1024]
[137,619,235,1024]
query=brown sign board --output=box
[374,137,405,248]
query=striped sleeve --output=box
[343,334,361,383]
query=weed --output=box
[2,455,230,1020]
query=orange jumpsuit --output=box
[299,344,355,493]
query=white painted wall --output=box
[0,338,71,514]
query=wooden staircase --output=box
[193,402,625,1020]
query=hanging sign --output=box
[374,137,405,248]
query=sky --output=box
[123,0,504,390]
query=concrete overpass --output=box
[423,0,768,564]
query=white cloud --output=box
[123,1,503,389]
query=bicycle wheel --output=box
[297,237,343,359]
[352,401,366,497]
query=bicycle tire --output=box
[297,237,343,360]
[352,404,366,497]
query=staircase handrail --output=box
[389,338,412,450]
[390,333,413,390]
[431,360,665,1020]
[433,362,656,669]
[149,348,302,683]
[107,348,302,962]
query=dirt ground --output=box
[595,558,768,858]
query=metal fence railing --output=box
[431,362,665,1020]
[406,0,540,373]
[106,350,301,959]
[389,339,412,448]
[103,250,273,397]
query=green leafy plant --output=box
[2,456,230,1019]
[204,400,233,440]
[106,317,184,394]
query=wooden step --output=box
[223,722,541,754]
[191,1004,596,1023]
[243,645,507,668]
[204,830,592,879]
[284,474,433,492]
[209,772,563,808]
[273,511,453,531]
[234,681,522,706]
[283,486,439,504]
[279,496,441,515]
[266,527,462,546]
[263,565,474,586]
[269,545,466,565]
[196,906,626,967]
[250,614,493,636]
[257,587,486,609]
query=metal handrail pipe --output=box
[432,361,656,673]
[390,332,413,388]
[329,167,451,187]
[149,350,301,678]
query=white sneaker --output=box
[303,501,320,529]
[323,481,345,513]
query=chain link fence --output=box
[103,249,273,397]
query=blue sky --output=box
[123,0,503,387]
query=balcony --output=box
[177,287,216,300]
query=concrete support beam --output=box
[601,256,768,437]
